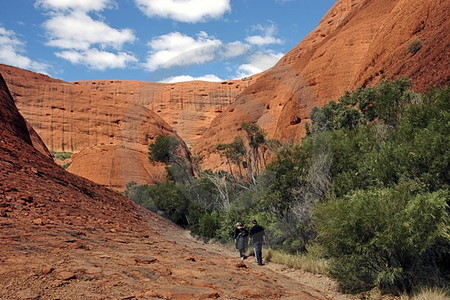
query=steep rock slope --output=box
[193,0,450,170]
[0,74,50,157]
[0,76,340,299]
[0,74,33,145]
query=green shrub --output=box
[52,151,73,160]
[314,183,449,294]
[198,211,221,241]
[408,40,423,54]
[61,162,72,169]
[148,135,179,164]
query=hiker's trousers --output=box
[253,241,263,264]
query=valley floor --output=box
[1,209,352,300]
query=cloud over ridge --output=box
[145,31,250,71]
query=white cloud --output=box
[37,2,137,71]
[44,11,135,50]
[160,74,223,83]
[55,49,137,70]
[35,0,115,12]
[220,41,251,58]
[246,23,283,46]
[134,0,230,22]
[145,31,249,71]
[236,50,284,78]
[0,27,50,74]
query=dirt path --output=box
[177,229,352,300]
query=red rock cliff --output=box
[192,0,450,171]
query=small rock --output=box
[133,256,158,264]
[32,218,44,225]
[41,267,54,275]
[22,196,34,203]
[112,238,129,244]
[55,270,76,281]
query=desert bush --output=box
[61,162,72,169]
[148,135,179,164]
[52,151,73,160]
[197,211,221,241]
[314,183,449,294]
[407,40,423,54]
[146,182,190,226]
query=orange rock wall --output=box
[0,64,251,188]
[72,79,253,148]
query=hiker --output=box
[249,220,266,265]
[234,222,249,260]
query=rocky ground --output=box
[0,222,351,300]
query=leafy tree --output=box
[148,135,193,183]
[216,136,246,181]
[147,181,190,226]
[148,135,179,164]
[242,122,267,182]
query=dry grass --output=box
[409,288,450,300]
[263,249,327,274]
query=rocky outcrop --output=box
[0,65,193,189]
[0,73,51,158]
[68,144,167,190]
[0,73,32,145]
[192,0,450,170]
[0,64,252,152]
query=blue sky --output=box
[0,0,335,83]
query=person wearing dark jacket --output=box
[249,220,266,265]
[234,222,249,260]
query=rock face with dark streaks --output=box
[0,64,252,188]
